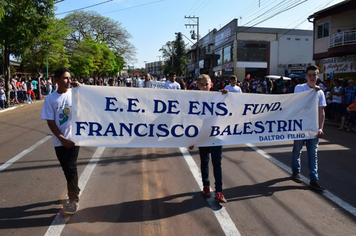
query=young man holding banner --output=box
[191,74,227,203]
[291,65,326,192]
[41,68,80,214]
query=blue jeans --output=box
[199,146,223,192]
[291,138,319,181]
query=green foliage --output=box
[68,38,122,77]
[64,11,136,64]
[0,0,55,57]
[160,33,189,76]
[0,0,55,106]
[20,18,71,74]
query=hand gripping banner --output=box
[71,86,318,147]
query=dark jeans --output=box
[55,146,80,201]
[199,146,223,193]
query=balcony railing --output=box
[329,30,356,48]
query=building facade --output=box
[186,19,314,80]
[145,61,165,77]
[308,0,356,81]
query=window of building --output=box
[317,22,329,39]
[295,38,300,41]
[214,48,222,67]
[223,44,233,64]
[287,38,291,40]
[237,42,267,62]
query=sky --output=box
[54,0,345,69]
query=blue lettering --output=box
[210,126,220,136]
[105,97,118,112]
[188,101,200,115]
[127,98,140,113]
[103,123,118,136]
[171,124,184,137]
[215,102,228,116]
[185,125,199,138]
[242,104,254,115]
[134,123,148,137]
[119,123,133,136]
[156,124,169,137]
[76,122,88,135]
[88,122,103,136]
[153,100,167,113]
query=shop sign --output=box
[223,62,234,70]
[321,55,356,73]
[215,27,231,47]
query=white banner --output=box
[72,86,318,147]
[148,81,166,89]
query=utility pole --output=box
[185,16,199,76]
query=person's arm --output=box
[47,120,75,149]
[317,106,325,138]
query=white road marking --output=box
[0,135,52,172]
[179,147,241,236]
[246,143,356,217]
[44,147,105,236]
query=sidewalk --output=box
[324,119,356,132]
[0,100,43,113]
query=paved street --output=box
[1,100,356,236]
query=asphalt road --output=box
[0,98,355,236]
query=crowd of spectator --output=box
[1,73,355,132]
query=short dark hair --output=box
[306,65,319,74]
[230,75,237,80]
[54,68,70,79]
[169,72,176,77]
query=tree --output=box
[68,38,122,77]
[0,0,55,106]
[160,41,175,76]
[64,11,136,66]
[173,33,188,76]
[20,18,71,76]
[160,33,188,76]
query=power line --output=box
[243,0,304,26]
[56,0,114,15]
[102,0,165,14]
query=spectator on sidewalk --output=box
[343,79,356,111]
[339,96,356,131]
[11,75,19,104]
[330,80,343,122]
[21,78,28,103]
[0,78,6,110]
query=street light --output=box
[143,61,147,73]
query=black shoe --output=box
[309,180,326,192]
[291,173,302,183]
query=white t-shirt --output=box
[41,90,73,147]
[294,83,326,107]
[331,86,343,104]
[224,85,242,93]
[164,81,181,89]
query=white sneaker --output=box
[63,199,79,215]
